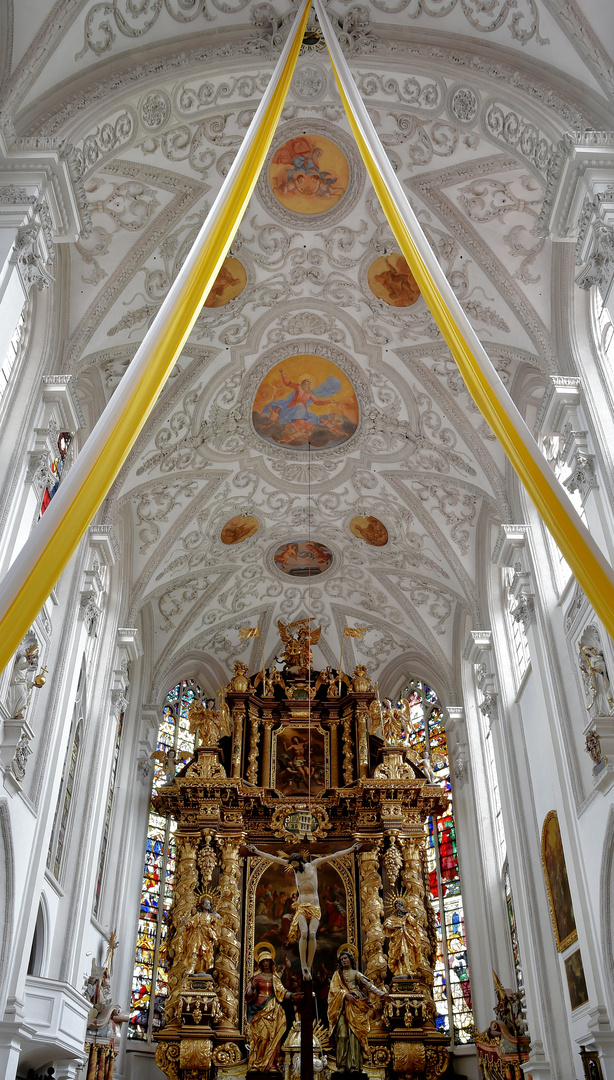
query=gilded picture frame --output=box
[541,809,578,952]
[270,722,330,795]
[244,851,357,1030]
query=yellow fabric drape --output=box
[314,0,614,642]
[0,0,311,673]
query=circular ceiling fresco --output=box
[269,134,349,216]
[349,516,389,547]
[252,354,358,450]
[220,514,259,544]
[204,257,246,308]
[273,541,333,577]
[367,254,420,307]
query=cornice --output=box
[11,17,612,143]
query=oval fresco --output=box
[349,515,389,547]
[220,514,259,545]
[269,134,349,215]
[274,541,333,577]
[253,354,358,450]
[368,253,420,307]
[204,256,246,308]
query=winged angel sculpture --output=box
[187,697,232,748]
[278,619,321,673]
[368,696,412,746]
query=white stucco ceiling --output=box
[2,0,612,699]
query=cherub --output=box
[246,843,362,980]
[149,747,191,785]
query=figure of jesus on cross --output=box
[246,842,362,980]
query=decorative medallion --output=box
[220,514,259,545]
[368,254,420,307]
[204,257,246,307]
[349,516,389,547]
[252,354,358,449]
[273,541,333,577]
[270,804,331,840]
[269,134,349,215]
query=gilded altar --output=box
[153,622,450,1080]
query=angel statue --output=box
[149,746,191,785]
[187,696,232,748]
[368,697,412,746]
[246,842,362,980]
[278,619,321,673]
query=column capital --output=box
[0,128,90,243]
[492,524,531,568]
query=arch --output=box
[0,799,15,1012]
[27,892,50,978]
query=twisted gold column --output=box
[400,837,433,989]
[165,837,199,1025]
[216,837,242,1032]
[358,842,387,986]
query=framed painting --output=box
[564,949,589,1010]
[244,851,357,1028]
[541,810,577,952]
[271,724,330,796]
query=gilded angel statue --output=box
[277,619,321,671]
[368,697,412,746]
[188,697,232,748]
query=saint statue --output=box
[246,842,362,980]
[328,946,387,1074]
[6,642,42,719]
[578,641,614,716]
[382,897,419,977]
[245,942,298,1073]
[180,896,221,974]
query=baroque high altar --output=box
[154,621,450,1080]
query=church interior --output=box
[1,1,614,1078]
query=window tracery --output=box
[401,678,474,1045]
[128,679,200,1041]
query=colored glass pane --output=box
[505,863,524,990]
[128,681,199,1041]
[401,679,474,1046]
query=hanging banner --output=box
[314,0,614,641]
[0,0,311,673]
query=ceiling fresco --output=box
[3,0,612,700]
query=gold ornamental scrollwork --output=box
[211,1042,243,1067]
[392,1041,425,1074]
[180,1037,213,1071]
[270,803,331,840]
[155,1042,181,1080]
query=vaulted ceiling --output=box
[3,0,613,700]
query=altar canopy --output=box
[1,0,614,669]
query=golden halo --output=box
[337,942,359,963]
[254,941,276,964]
[384,887,408,913]
[298,374,313,386]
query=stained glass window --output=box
[504,862,524,991]
[128,679,200,1041]
[401,678,474,1045]
[93,711,124,919]
[40,432,72,516]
